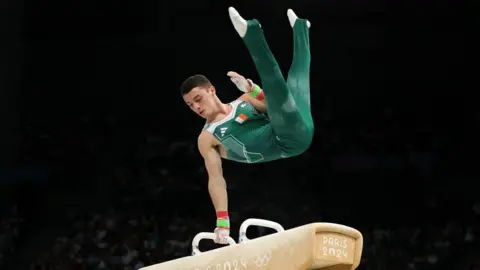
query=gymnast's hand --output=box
[214,227,230,244]
[227,71,254,93]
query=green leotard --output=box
[204,18,314,164]
[203,99,283,163]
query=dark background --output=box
[1,0,477,269]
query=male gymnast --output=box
[180,7,313,244]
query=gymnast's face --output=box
[183,86,218,119]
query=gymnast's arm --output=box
[198,131,228,213]
[239,92,267,113]
[227,71,267,113]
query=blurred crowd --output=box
[0,203,24,269]
[1,96,478,270]
[24,184,480,270]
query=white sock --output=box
[287,9,311,28]
[228,7,248,37]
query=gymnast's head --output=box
[181,74,222,120]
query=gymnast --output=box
[180,7,313,244]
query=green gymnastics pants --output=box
[242,18,314,157]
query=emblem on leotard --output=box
[235,113,248,124]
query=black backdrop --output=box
[0,0,476,269]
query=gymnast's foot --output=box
[228,7,249,38]
[287,9,311,28]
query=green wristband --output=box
[249,84,261,98]
[216,219,230,228]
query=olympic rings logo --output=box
[252,251,272,267]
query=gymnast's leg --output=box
[286,10,313,123]
[229,7,313,156]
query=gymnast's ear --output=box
[208,85,216,95]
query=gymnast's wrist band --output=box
[249,84,265,101]
[216,219,230,228]
[216,211,230,228]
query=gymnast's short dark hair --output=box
[180,75,212,95]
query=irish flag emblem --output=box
[235,113,248,124]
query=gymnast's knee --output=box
[297,125,314,154]
[283,123,314,157]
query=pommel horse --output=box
[140,218,363,270]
